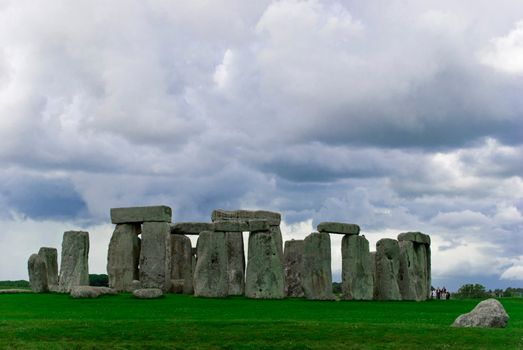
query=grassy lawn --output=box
[0,293,521,349]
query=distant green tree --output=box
[455,283,489,298]
[89,274,109,287]
[0,280,30,289]
[332,282,342,294]
[504,287,523,297]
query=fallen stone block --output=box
[0,289,32,294]
[452,299,509,328]
[133,288,163,299]
[70,286,117,298]
[110,205,172,224]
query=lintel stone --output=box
[397,232,430,245]
[171,222,214,235]
[317,222,360,235]
[110,205,172,224]
[211,209,281,226]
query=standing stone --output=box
[38,247,58,287]
[193,231,228,297]
[398,232,431,301]
[370,252,377,299]
[107,224,141,291]
[375,238,401,300]
[59,231,89,293]
[170,234,194,294]
[226,232,245,295]
[139,222,171,292]
[245,230,285,299]
[303,232,334,300]
[284,240,305,297]
[341,235,373,300]
[28,254,48,293]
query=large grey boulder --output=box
[341,235,373,300]
[170,234,193,294]
[226,232,245,295]
[171,222,214,235]
[303,232,334,300]
[107,223,141,291]
[398,232,431,301]
[139,222,171,291]
[284,240,305,297]
[375,238,401,300]
[70,286,117,298]
[212,209,281,226]
[398,240,430,301]
[59,231,89,293]
[245,229,285,299]
[317,222,360,235]
[452,299,509,328]
[28,254,48,293]
[38,247,58,287]
[110,205,172,224]
[193,231,228,297]
[133,288,163,299]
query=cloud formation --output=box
[0,0,522,290]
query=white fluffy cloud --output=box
[0,0,522,290]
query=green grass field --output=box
[0,293,521,349]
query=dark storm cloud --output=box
[0,0,522,285]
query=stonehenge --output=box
[25,204,431,302]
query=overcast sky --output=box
[1,0,522,291]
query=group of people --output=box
[431,287,450,300]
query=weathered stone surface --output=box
[303,232,334,300]
[317,222,360,235]
[70,286,117,298]
[284,240,305,297]
[171,222,214,235]
[452,299,509,328]
[107,224,141,291]
[398,239,431,301]
[213,220,249,232]
[0,289,32,294]
[28,254,48,293]
[38,247,58,287]
[170,234,193,294]
[212,209,281,226]
[59,231,89,293]
[193,231,228,297]
[370,252,377,298]
[375,238,401,300]
[341,235,373,300]
[133,288,163,299]
[110,205,172,224]
[139,222,171,291]
[226,231,245,295]
[245,229,285,299]
[130,280,141,291]
[170,279,184,293]
[397,232,431,245]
